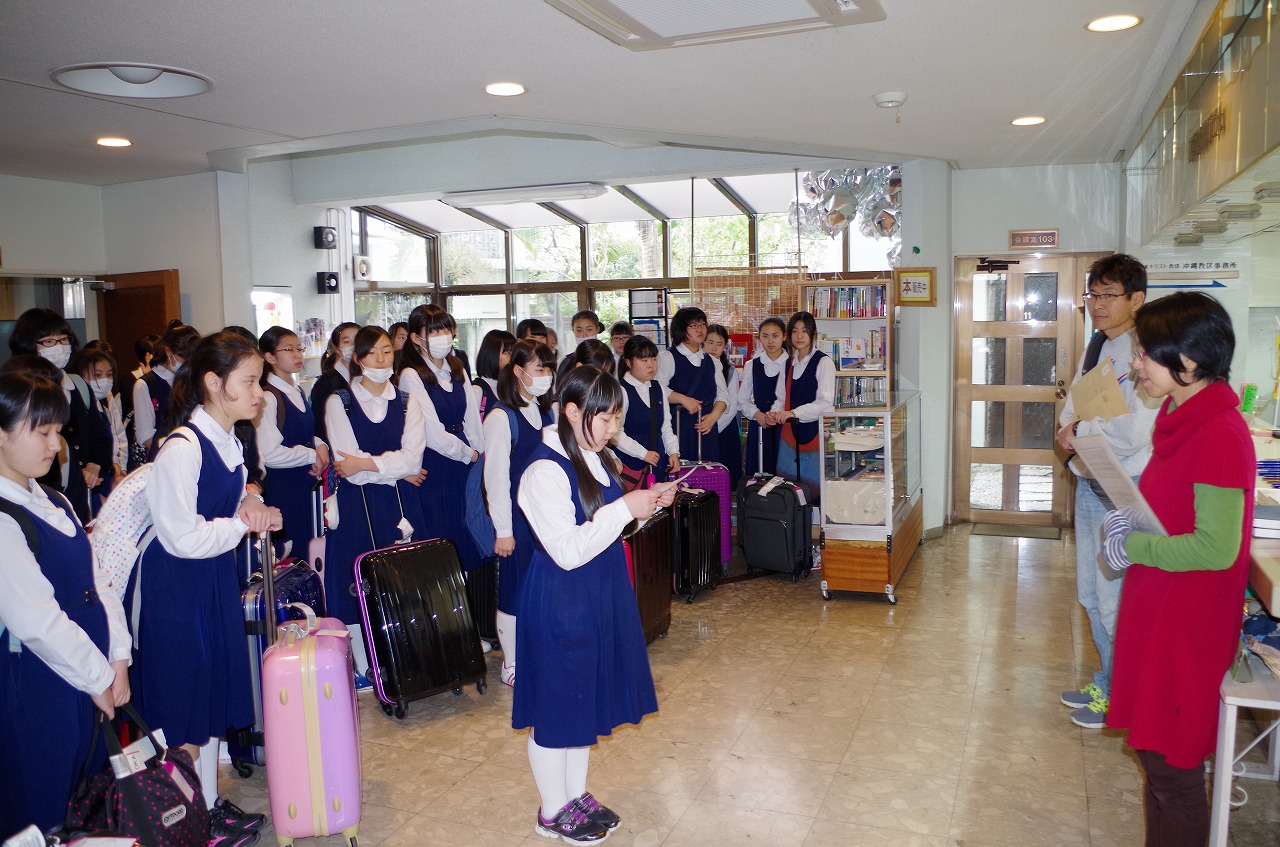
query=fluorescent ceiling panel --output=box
[475,202,568,229]
[628,179,740,219]
[721,173,808,215]
[553,187,658,223]
[384,200,497,233]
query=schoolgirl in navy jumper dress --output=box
[0,372,130,835]
[131,331,280,830]
[325,326,427,627]
[657,307,728,462]
[257,327,329,559]
[69,344,127,514]
[772,312,836,503]
[703,324,744,490]
[514,366,676,843]
[741,317,788,476]
[396,304,485,572]
[482,339,555,687]
[133,323,201,461]
[309,321,358,447]
[473,329,516,419]
[612,334,680,483]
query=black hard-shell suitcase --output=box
[740,475,813,581]
[464,558,499,647]
[623,508,673,643]
[672,490,720,603]
[355,538,487,719]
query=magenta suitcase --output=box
[262,604,362,847]
[680,436,732,567]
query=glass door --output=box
[952,255,1103,525]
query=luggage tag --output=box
[162,758,197,805]
[394,516,414,545]
[111,727,169,778]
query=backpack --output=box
[464,404,520,560]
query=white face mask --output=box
[89,377,113,400]
[340,344,355,363]
[362,366,394,385]
[527,374,553,397]
[38,345,71,369]
[427,336,453,360]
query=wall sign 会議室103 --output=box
[1009,230,1058,250]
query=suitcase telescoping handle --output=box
[259,530,278,648]
[673,407,704,464]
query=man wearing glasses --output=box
[1055,254,1160,729]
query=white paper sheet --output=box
[1070,434,1168,535]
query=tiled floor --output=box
[222,526,1280,846]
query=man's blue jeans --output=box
[1074,478,1128,696]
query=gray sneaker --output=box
[1070,696,1108,729]
[1060,682,1103,709]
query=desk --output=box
[1210,652,1280,846]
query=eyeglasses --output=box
[275,346,304,354]
[686,321,707,329]
[36,336,72,348]
[1082,291,1128,302]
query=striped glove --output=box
[1101,508,1137,571]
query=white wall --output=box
[952,163,1122,256]
[0,174,105,275]
[102,172,226,332]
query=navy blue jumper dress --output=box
[264,383,318,559]
[512,445,658,748]
[494,403,553,615]
[326,390,423,625]
[745,356,782,476]
[415,376,482,573]
[474,378,499,420]
[0,492,108,835]
[133,426,253,748]
[778,350,829,502]
[619,379,669,484]
[666,346,720,463]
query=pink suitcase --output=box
[262,602,362,847]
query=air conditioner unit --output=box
[1192,221,1228,234]
[353,255,374,281]
[1255,182,1280,201]
[1173,233,1203,246]
[1219,203,1262,220]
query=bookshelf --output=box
[799,277,893,410]
[629,287,669,348]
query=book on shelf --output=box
[835,374,887,408]
[816,331,886,371]
[805,284,888,320]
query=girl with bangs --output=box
[396,304,485,572]
[482,339,556,687]
[658,306,728,462]
[473,328,517,419]
[513,366,676,844]
[0,372,131,835]
[310,321,359,445]
[613,334,680,485]
[771,311,835,502]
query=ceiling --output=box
[0,0,1204,191]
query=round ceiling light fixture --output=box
[51,63,212,98]
[872,91,908,108]
[96,137,132,147]
[485,81,526,97]
[1087,14,1141,32]
[1012,116,1047,126]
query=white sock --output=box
[565,747,590,800]
[496,611,517,673]
[347,623,370,676]
[528,734,569,819]
[198,738,220,810]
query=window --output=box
[513,290,580,356]
[449,294,508,363]
[513,226,581,282]
[588,220,662,279]
[442,231,505,286]
[757,213,844,273]
[365,215,430,286]
[669,215,750,277]
[355,292,429,329]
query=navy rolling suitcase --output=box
[739,434,814,581]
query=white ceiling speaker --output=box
[353,255,374,281]
[50,63,212,98]
[872,91,908,108]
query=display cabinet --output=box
[800,277,893,409]
[817,391,922,603]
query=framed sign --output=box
[894,267,936,307]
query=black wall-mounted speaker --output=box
[316,271,339,294]
[313,226,338,249]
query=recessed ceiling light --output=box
[1012,116,1046,126]
[485,82,526,97]
[51,63,212,98]
[872,91,907,108]
[1088,14,1141,32]
[96,137,131,147]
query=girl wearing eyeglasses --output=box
[657,307,727,462]
[257,327,330,559]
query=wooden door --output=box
[97,270,181,373]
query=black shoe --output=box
[573,792,620,829]
[212,798,267,832]
[535,801,609,843]
[209,819,261,847]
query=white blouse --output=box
[0,477,126,695]
[105,393,127,469]
[257,373,318,469]
[718,367,742,433]
[482,401,546,538]
[131,364,176,445]
[611,372,679,461]
[739,351,788,419]
[397,366,485,463]
[656,344,729,405]
[786,350,837,422]
[323,377,427,486]
[148,407,251,560]
[517,428,634,572]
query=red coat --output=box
[1106,380,1255,768]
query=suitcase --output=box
[229,537,327,776]
[464,557,499,647]
[672,490,720,602]
[262,603,361,847]
[678,427,733,568]
[623,508,673,644]
[739,435,815,581]
[355,538,488,719]
[305,477,328,587]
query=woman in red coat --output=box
[1100,291,1255,846]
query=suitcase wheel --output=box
[452,687,462,697]
[380,700,409,720]
[232,760,253,779]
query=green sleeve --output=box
[1124,483,1245,573]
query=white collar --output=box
[623,372,652,390]
[335,360,351,381]
[0,476,76,536]
[675,343,704,364]
[188,406,246,471]
[267,372,300,393]
[541,425,609,484]
[482,376,498,391]
[791,349,817,367]
[154,364,176,383]
[352,377,395,402]
[427,358,453,389]
[757,350,787,376]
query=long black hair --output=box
[258,325,300,385]
[556,365,625,521]
[476,329,517,381]
[320,321,359,372]
[497,339,555,415]
[159,323,202,370]
[786,311,818,355]
[618,334,659,379]
[399,304,464,388]
[348,325,391,380]
[0,371,69,433]
[705,323,733,382]
[555,338,614,388]
[166,331,263,430]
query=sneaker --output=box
[535,802,609,844]
[481,639,493,654]
[212,798,266,832]
[500,662,516,688]
[354,671,374,694]
[1070,696,1109,729]
[573,792,620,829]
[209,819,260,847]
[1060,682,1104,709]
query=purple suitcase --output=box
[679,431,732,567]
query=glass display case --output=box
[818,391,923,603]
